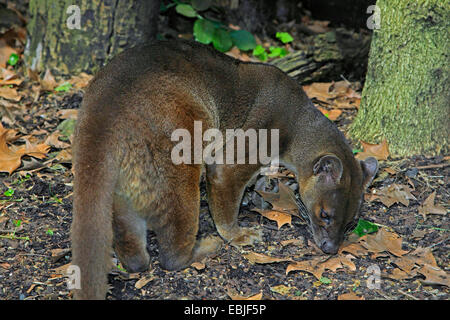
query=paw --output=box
[229,228,262,247]
[192,235,223,262]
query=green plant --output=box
[169,0,256,53]
[7,53,19,66]
[3,188,14,197]
[0,219,30,241]
[352,219,379,237]
[252,32,293,61]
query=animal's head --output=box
[298,154,378,254]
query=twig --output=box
[398,289,419,300]
[414,163,450,170]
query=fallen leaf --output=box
[135,275,155,289]
[56,109,78,120]
[417,264,450,287]
[227,290,263,300]
[45,130,70,149]
[286,257,325,280]
[317,106,342,121]
[256,182,298,215]
[69,72,93,88]
[356,140,389,161]
[368,184,417,207]
[418,191,447,219]
[190,261,205,270]
[243,252,291,264]
[360,228,409,257]
[0,39,17,68]
[252,208,291,229]
[270,285,293,295]
[280,238,303,247]
[338,292,365,300]
[0,129,50,174]
[40,69,57,91]
[0,86,21,101]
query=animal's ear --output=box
[360,156,378,189]
[313,154,343,187]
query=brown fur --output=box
[71,40,377,299]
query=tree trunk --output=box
[350,0,449,157]
[25,0,160,76]
[271,28,370,84]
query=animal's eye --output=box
[320,209,330,223]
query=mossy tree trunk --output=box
[25,0,160,76]
[350,0,449,157]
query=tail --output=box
[71,128,118,299]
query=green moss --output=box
[350,0,449,157]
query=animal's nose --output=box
[320,239,338,255]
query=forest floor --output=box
[0,6,448,300]
[0,87,448,300]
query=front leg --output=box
[206,163,262,246]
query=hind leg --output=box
[112,194,150,273]
[153,165,222,271]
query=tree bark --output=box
[349,0,449,157]
[25,0,160,76]
[271,28,370,84]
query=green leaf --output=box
[230,30,256,51]
[276,32,294,44]
[268,47,282,58]
[191,0,211,11]
[7,53,19,66]
[353,219,379,237]
[252,45,265,55]
[320,276,332,284]
[14,219,22,227]
[279,47,288,57]
[175,3,197,18]
[252,45,268,61]
[46,229,54,236]
[212,29,233,52]
[193,19,216,44]
[55,82,72,92]
[4,188,14,197]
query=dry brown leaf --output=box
[321,255,356,273]
[252,208,291,229]
[417,264,450,287]
[40,69,57,91]
[56,109,78,120]
[280,239,303,247]
[45,130,70,149]
[303,81,360,110]
[69,72,93,88]
[227,291,263,300]
[135,275,155,289]
[337,292,365,300]
[286,258,325,280]
[368,184,417,207]
[418,191,447,219]
[0,39,17,68]
[191,261,206,270]
[243,252,291,264]
[0,129,50,174]
[355,140,389,161]
[256,182,298,215]
[317,106,342,121]
[360,228,409,257]
[0,86,21,101]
